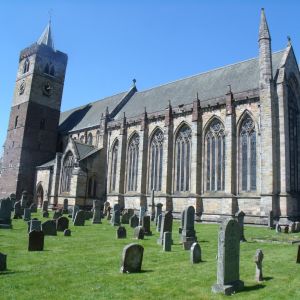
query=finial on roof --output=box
[196,92,199,101]
[105,106,109,116]
[259,8,270,41]
[227,84,232,93]
[123,112,126,118]
[132,78,136,87]
[37,22,54,50]
[287,35,292,46]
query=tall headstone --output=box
[190,242,202,264]
[111,204,121,226]
[28,230,44,251]
[163,232,172,251]
[155,203,163,226]
[103,201,110,216]
[63,199,68,214]
[42,220,57,236]
[56,216,69,231]
[133,226,145,240]
[268,210,274,228]
[0,198,12,228]
[139,206,146,225]
[13,201,22,219]
[29,203,37,213]
[29,219,41,232]
[72,205,79,222]
[182,206,196,244]
[254,249,264,282]
[142,215,152,235]
[23,208,31,221]
[212,218,244,295]
[92,200,102,224]
[42,200,49,212]
[0,252,7,271]
[20,191,28,209]
[156,214,162,232]
[157,211,173,245]
[106,206,112,220]
[9,193,16,211]
[74,210,85,226]
[120,244,144,273]
[235,210,246,242]
[150,189,155,221]
[117,226,127,239]
[179,209,185,234]
[130,215,139,228]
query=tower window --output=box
[40,118,46,130]
[87,133,93,145]
[14,116,19,128]
[44,63,55,76]
[50,65,55,76]
[23,59,30,74]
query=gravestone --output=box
[0,253,7,271]
[163,232,172,251]
[212,218,244,295]
[179,209,185,234]
[64,229,71,236]
[21,191,28,209]
[150,189,155,221]
[157,211,173,245]
[235,210,246,242]
[117,226,127,239]
[106,206,112,220]
[42,220,57,236]
[142,215,152,235]
[182,206,196,244]
[190,242,202,264]
[156,214,162,232]
[92,201,102,224]
[111,204,121,226]
[120,243,144,273]
[295,222,300,233]
[85,211,93,220]
[56,216,69,231]
[74,210,85,226]
[103,201,110,216]
[284,225,289,233]
[29,203,37,213]
[133,226,145,240]
[127,209,134,218]
[13,201,23,219]
[155,203,163,226]
[72,205,79,222]
[297,245,300,263]
[63,199,68,214]
[43,211,49,218]
[28,230,44,251]
[130,215,139,228]
[42,200,48,212]
[268,210,274,228]
[275,223,281,233]
[0,198,12,228]
[121,211,130,224]
[10,193,16,211]
[29,220,41,232]
[139,206,146,226]
[23,208,31,221]
[289,222,296,233]
[254,249,264,282]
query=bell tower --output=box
[0,23,68,199]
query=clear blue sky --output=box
[0,0,299,154]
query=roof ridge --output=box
[134,49,285,95]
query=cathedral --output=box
[0,9,299,225]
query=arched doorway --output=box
[36,184,44,207]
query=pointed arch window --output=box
[23,59,30,74]
[174,124,192,192]
[95,130,100,146]
[60,152,74,193]
[14,116,19,129]
[110,140,119,192]
[149,129,164,191]
[239,116,256,191]
[87,133,93,145]
[205,119,225,191]
[127,133,139,192]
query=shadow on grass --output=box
[238,284,266,293]
[0,270,25,276]
[263,276,273,281]
[140,269,153,273]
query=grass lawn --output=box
[1,212,300,300]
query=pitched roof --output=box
[36,158,55,169]
[114,50,285,120]
[59,92,127,133]
[73,141,95,160]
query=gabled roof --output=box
[36,158,55,169]
[114,50,285,120]
[73,141,95,160]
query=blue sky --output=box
[0,0,299,154]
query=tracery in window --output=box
[60,152,74,193]
[23,59,30,74]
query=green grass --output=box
[1,213,300,300]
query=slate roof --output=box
[36,159,55,169]
[114,50,285,119]
[73,141,96,160]
[59,92,127,133]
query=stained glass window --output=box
[127,133,139,191]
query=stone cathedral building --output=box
[0,10,299,224]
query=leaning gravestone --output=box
[29,219,41,232]
[117,226,127,239]
[235,210,246,242]
[56,216,69,231]
[156,214,162,232]
[133,226,145,240]
[111,204,121,226]
[0,198,13,229]
[74,210,85,226]
[13,200,23,219]
[63,199,68,214]
[130,215,139,228]
[42,200,48,212]
[0,252,7,271]
[23,208,31,221]
[28,230,44,251]
[120,243,144,273]
[190,242,202,264]
[42,220,57,236]
[29,203,37,213]
[72,205,79,222]
[212,218,244,295]
[157,211,173,245]
[163,232,172,252]
[20,191,28,209]
[254,249,264,282]
[155,203,163,226]
[182,206,196,245]
[92,200,102,224]
[142,215,152,235]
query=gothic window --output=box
[205,119,225,191]
[110,140,119,192]
[174,124,192,192]
[127,133,139,192]
[149,129,164,191]
[80,135,85,143]
[87,133,93,145]
[239,116,256,192]
[14,116,18,129]
[23,59,30,74]
[95,130,100,146]
[60,152,74,193]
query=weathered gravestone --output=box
[43,211,49,218]
[106,206,112,220]
[150,189,155,221]
[289,222,296,233]
[133,226,145,240]
[275,223,281,233]
[92,200,102,224]
[23,208,31,221]
[254,249,264,282]
[117,226,127,239]
[10,193,16,211]
[63,199,68,214]
[130,215,139,228]
[212,218,244,295]
[103,201,110,216]
[139,206,146,226]
[157,211,173,245]
[56,216,69,231]
[74,210,85,226]
[21,191,28,209]
[235,210,246,242]
[29,203,37,213]
[155,203,163,226]
[121,210,130,224]
[156,214,162,232]
[120,243,144,273]
[0,198,12,228]
[0,252,7,271]
[53,210,62,220]
[29,219,41,232]
[42,200,48,212]
[179,209,185,234]
[182,206,197,245]
[28,230,44,251]
[163,232,172,252]
[268,210,274,229]
[142,215,152,235]
[13,201,23,219]
[111,204,121,226]
[64,229,71,236]
[72,205,79,222]
[190,242,202,264]
[42,220,57,236]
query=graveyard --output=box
[1,208,300,299]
